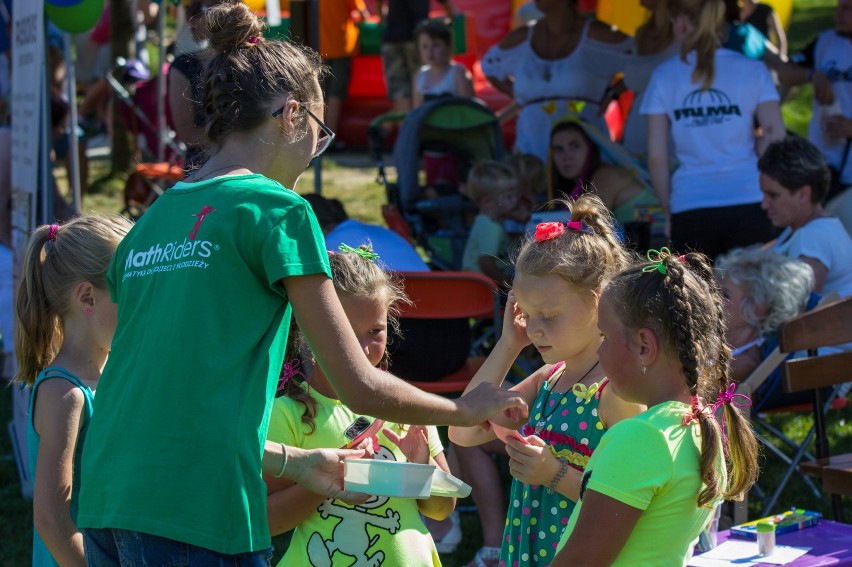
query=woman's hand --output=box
[456,383,529,425]
[383,426,430,464]
[505,435,560,487]
[825,114,852,140]
[501,291,531,351]
[284,446,370,502]
[813,70,835,106]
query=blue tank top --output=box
[26,367,94,566]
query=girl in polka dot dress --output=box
[450,195,645,567]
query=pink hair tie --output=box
[277,359,305,393]
[565,220,595,235]
[248,36,259,44]
[48,224,59,243]
[681,394,702,426]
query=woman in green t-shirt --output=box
[77,3,527,564]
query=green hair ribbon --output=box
[338,243,380,263]
[642,247,674,275]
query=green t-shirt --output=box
[77,174,331,554]
[556,401,724,566]
[461,213,510,274]
[268,385,443,566]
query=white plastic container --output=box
[431,469,472,498]
[344,459,436,498]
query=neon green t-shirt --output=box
[268,385,443,566]
[78,174,331,554]
[556,401,725,566]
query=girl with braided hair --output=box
[552,249,760,566]
[76,2,526,564]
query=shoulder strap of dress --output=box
[37,367,86,389]
[547,361,566,379]
[598,378,609,392]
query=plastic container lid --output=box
[756,521,777,533]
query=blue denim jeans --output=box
[83,528,273,567]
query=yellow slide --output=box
[595,0,793,36]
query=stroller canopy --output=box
[392,97,504,210]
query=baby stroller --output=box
[369,97,505,270]
[106,57,186,220]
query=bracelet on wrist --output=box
[274,443,288,478]
[546,457,570,495]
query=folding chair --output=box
[733,292,843,523]
[393,271,501,395]
[780,296,852,521]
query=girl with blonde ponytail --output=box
[642,0,786,260]
[450,194,645,567]
[14,213,131,566]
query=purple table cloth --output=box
[715,520,852,566]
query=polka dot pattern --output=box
[500,363,611,566]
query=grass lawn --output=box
[1,1,847,565]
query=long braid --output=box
[664,260,701,393]
[683,253,760,500]
[663,257,723,507]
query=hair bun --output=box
[206,1,265,55]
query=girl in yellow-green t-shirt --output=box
[552,249,761,566]
[266,245,456,566]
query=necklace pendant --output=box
[535,420,546,434]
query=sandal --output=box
[433,511,462,554]
[470,546,500,567]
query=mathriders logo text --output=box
[674,89,741,127]
[121,237,220,280]
[121,205,221,280]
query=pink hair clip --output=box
[534,222,565,242]
[248,36,259,44]
[48,224,59,243]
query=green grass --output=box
[2,2,845,565]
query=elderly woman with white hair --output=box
[715,246,816,408]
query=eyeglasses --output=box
[272,104,336,159]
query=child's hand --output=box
[501,291,531,351]
[383,426,430,465]
[505,435,560,487]
[353,436,377,459]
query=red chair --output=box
[396,271,501,395]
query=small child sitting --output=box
[461,161,519,287]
